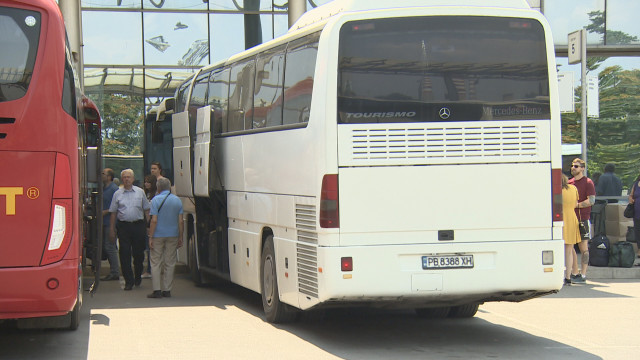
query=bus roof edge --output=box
[289,0,531,32]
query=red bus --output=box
[0,0,101,330]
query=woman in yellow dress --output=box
[562,174,581,285]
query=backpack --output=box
[589,235,610,267]
[608,241,635,268]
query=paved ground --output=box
[2,271,639,360]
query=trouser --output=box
[102,226,120,276]
[116,220,146,286]
[150,236,179,292]
[634,218,640,244]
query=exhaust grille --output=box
[338,121,550,166]
[296,204,317,244]
[297,243,318,298]
[296,203,318,298]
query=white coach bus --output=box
[153,0,565,322]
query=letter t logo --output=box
[0,187,23,215]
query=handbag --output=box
[624,203,635,218]
[577,204,589,240]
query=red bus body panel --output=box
[0,0,81,320]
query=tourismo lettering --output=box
[344,111,417,119]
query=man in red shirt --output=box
[568,158,596,283]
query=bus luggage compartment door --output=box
[193,106,212,197]
[172,111,193,197]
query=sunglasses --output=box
[571,165,582,168]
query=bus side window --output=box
[62,56,76,119]
[228,59,255,132]
[188,72,210,139]
[208,68,230,135]
[283,33,319,125]
[253,46,285,129]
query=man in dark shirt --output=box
[596,163,622,203]
[101,168,120,281]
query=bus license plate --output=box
[422,255,474,269]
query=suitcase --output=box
[589,235,610,267]
[608,241,635,268]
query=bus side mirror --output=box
[165,98,175,112]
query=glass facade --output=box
[81,0,639,191]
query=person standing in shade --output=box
[596,163,622,203]
[109,169,150,291]
[150,161,165,180]
[147,177,183,299]
[141,174,157,280]
[568,158,596,283]
[100,168,120,281]
[628,173,640,258]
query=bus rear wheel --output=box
[68,301,80,330]
[448,303,479,318]
[261,236,297,323]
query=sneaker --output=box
[563,278,572,286]
[147,290,162,299]
[571,274,586,284]
[141,272,151,279]
[161,291,171,298]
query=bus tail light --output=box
[41,154,73,265]
[320,174,339,228]
[341,257,353,271]
[42,200,72,265]
[551,168,563,222]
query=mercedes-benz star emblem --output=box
[439,107,451,120]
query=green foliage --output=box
[89,93,144,156]
[562,11,640,191]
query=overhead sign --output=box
[557,72,575,113]
[587,74,599,118]
[568,30,583,64]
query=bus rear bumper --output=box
[0,259,80,320]
[315,239,564,308]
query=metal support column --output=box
[58,0,84,90]
[288,0,307,29]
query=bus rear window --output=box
[338,16,550,123]
[0,7,40,103]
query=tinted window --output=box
[338,17,550,123]
[187,71,209,142]
[228,59,255,132]
[62,58,76,118]
[0,7,40,102]
[208,68,230,134]
[283,33,319,125]
[254,46,285,128]
[175,78,192,113]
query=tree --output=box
[562,11,640,189]
[89,93,144,155]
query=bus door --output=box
[172,110,193,198]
